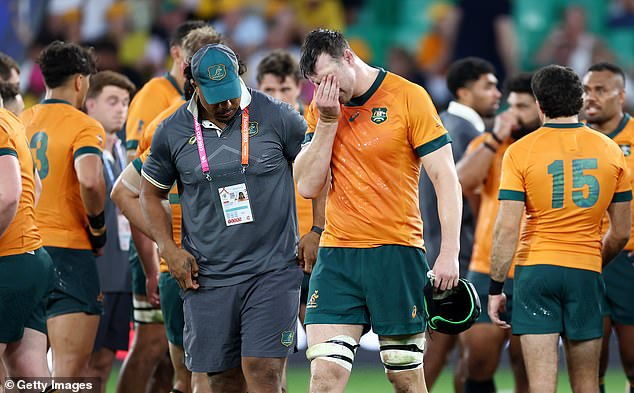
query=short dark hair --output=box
[0,81,19,103]
[531,65,583,118]
[257,50,301,84]
[37,41,97,88]
[0,52,19,81]
[300,29,350,78]
[446,57,496,97]
[505,73,534,96]
[170,20,207,48]
[86,70,136,100]
[587,62,626,87]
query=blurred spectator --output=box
[536,5,614,76]
[608,0,634,27]
[416,1,457,105]
[452,0,517,84]
[292,0,345,35]
[87,38,143,89]
[214,2,267,58]
[386,46,426,87]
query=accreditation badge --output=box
[117,211,131,251]
[218,183,254,226]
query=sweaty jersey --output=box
[125,73,183,152]
[0,109,42,256]
[305,69,450,249]
[466,135,518,277]
[133,100,185,273]
[499,123,632,273]
[591,114,634,250]
[21,99,106,250]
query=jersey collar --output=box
[606,113,631,139]
[41,98,72,105]
[447,101,485,132]
[164,72,184,96]
[344,68,387,107]
[542,122,585,128]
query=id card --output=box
[218,183,254,226]
[117,212,131,251]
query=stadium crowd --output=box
[1,1,634,393]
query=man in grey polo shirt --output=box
[140,43,307,391]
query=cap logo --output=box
[208,64,226,81]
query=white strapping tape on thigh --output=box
[306,335,359,372]
[133,297,164,324]
[379,336,426,373]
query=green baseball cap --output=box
[191,43,241,105]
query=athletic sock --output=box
[464,378,495,393]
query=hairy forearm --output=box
[456,146,495,195]
[131,225,159,276]
[490,225,519,282]
[140,181,176,256]
[312,179,328,227]
[295,120,338,198]
[602,230,630,266]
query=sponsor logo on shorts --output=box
[306,290,319,309]
[97,291,104,303]
[188,135,196,145]
[371,107,387,124]
[281,331,294,347]
[412,305,417,319]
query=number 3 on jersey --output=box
[547,158,599,208]
[30,131,49,179]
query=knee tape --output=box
[133,297,164,324]
[379,336,425,373]
[306,335,359,372]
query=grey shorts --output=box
[182,265,303,373]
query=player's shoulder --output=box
[131,76,173,102]
[384,71,431,98]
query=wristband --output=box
[87,226,107,250]
[488,278,505,295]
[87,211,106,230]
[311,226,324,235]
[483,142,497,153]
[489,131,503,144]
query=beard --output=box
[511,118,541,140]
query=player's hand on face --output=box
[492,110,518,143]
[488,293,511,329]
[298,231,320,273]
[164,248,199,291]
[146,273,161,307]
[431,253,459,291]
[315,74,341,122]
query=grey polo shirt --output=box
[142,88,306,287]
[419,109,481,274]
[96,140,132,293]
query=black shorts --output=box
[182,265,303,373]
[93,292,133,352]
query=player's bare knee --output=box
[242,360,283,390]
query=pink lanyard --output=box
[193,107,250,181]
